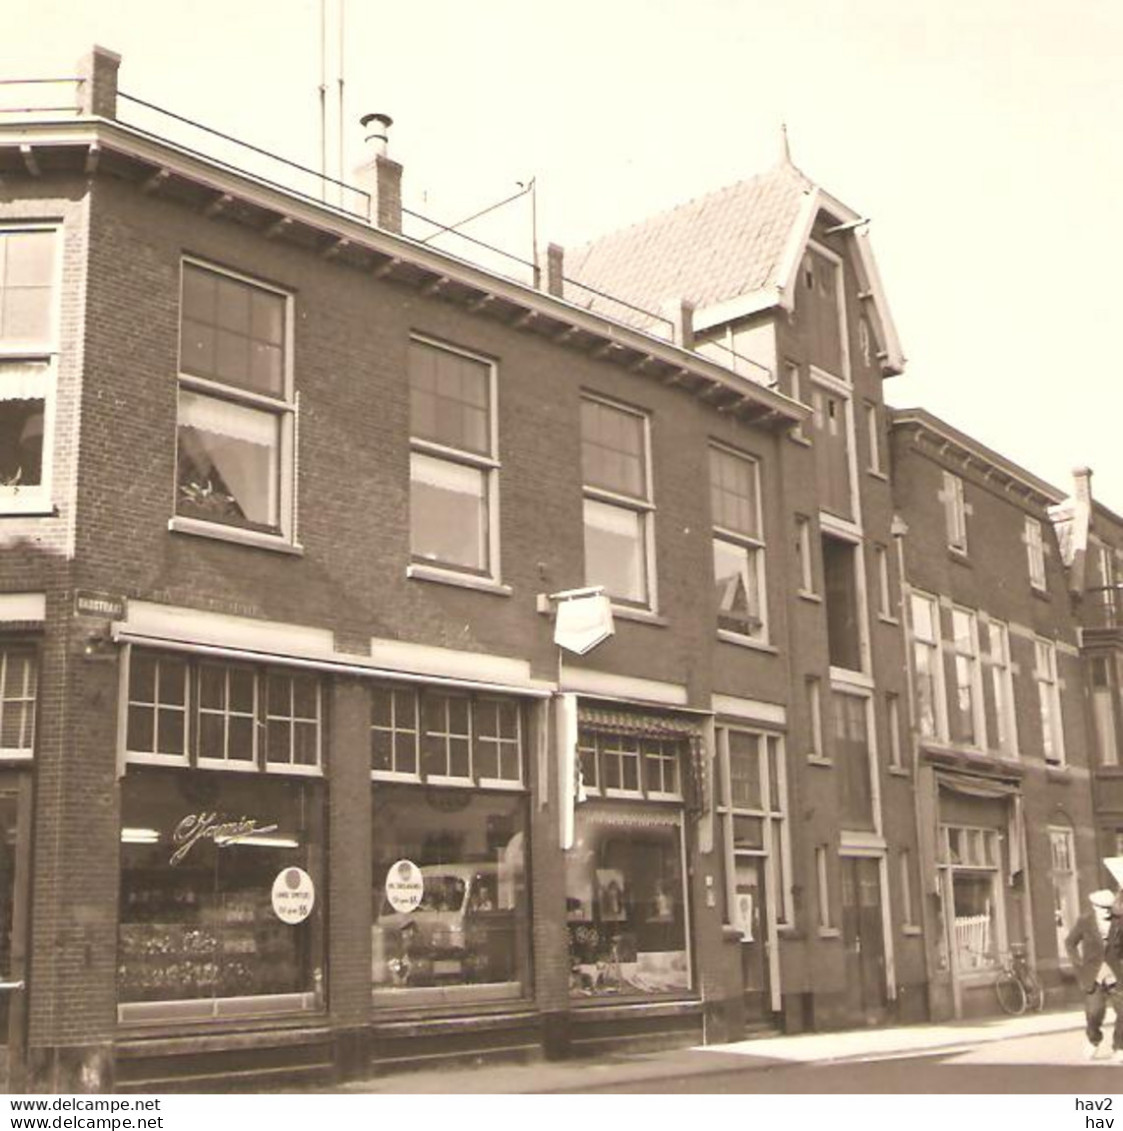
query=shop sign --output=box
[170,812,279,866]
[553,593,615,655]
[385,858,424,913]
[272,866,315,924]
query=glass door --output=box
[733,857,771,1024]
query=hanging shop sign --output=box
[272,866,315,924]
[554,592,615,655]
[385,858,424,913]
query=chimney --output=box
[356,113,402,234]
[1073,466,1094,504]
[77,45,120,119]
[661,298,695,350]
[544,243,565,297]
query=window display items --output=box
[567,807,689,998]
[371,785,530,999]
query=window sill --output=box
[1031,585,1051,601]
[817,927,841,940]
[406,563,512,597]
[0,504,57,519]
[716,630,777,654]
[611,605,668,627]
[1045,763,1070,782]
[168,516,304,556]
[788,433,812,448]
[947,547,971,566]
[866,469,889,482]
[902,925,922,937]
[887,765,911,779]
[797,589,822,604]
[877,613,900,626]
[807,755,833,768]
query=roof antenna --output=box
[780,121,792,167]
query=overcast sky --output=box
[5,1,1121,508]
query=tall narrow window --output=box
[832,690,876,832]
[1049,827,1079,959]
[0,227,57,513]
[795,515,815,595]
[951,607,984,748]
[177,261,294,540]
[1034,638,1065,765]
[899,848,917,929]
[865,402,883,474]
[984,620,1018,757]
[409,338,498,578]
[815,846,833,931]
[886,692,903,771]
[943,472,967,554]
[787,362,806,439]
[822,533,864,672]
[807,676,824,761]
[581,396,654,608]
[810,379,853,520]
[710,446,767,641]
[0,646,37,757]
[874,544,892,619]
[1025,517,1047,591]
[910,592,945,741]
[1091,656,1118,767]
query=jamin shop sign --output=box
[272,866,315,924]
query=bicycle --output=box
[994,944,1045,1014]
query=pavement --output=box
[331,1007,1087,1093]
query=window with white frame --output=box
[950,607,984,748]
[710,446,767,641]
[1034,638,1065,765]
[1090,655,1119,767]
[815,846,833,931]
[984,620,1018,757]
[865,402,883,474]
[910,592,945,741]
[806,676,825,761]
[717,728,790,927]
[795,515,815,595]
[409,338,499,577]
[1049,826,1079,960]
[1097,543,1118,624]
[125,650,321,772]
[899,848,917,929]
[939,824,1005,972]
[786,362,806,440]
[0,646,37,757]
[943,471,967,554]
[581,396,654,607]
[176,261,294,539]
[0,226,58,513]
[370,685,523,787]
[1025,516,1046,590]
[874,543,892,619]
[576,729,683,800]
[886,692,903,771]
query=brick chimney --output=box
[77,45,120,119]
[355,113,402,234]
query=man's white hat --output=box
[1090,889,1116,908]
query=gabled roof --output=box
[568,159,905,376]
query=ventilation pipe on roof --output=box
[356,112,402,234]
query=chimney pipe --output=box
[356,112,402,234]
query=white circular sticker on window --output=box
[385,858,424,913]
[272,866,315,924]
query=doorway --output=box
[840,855,887,1026]
[0,774,30,1092]
[733,857,771,1024]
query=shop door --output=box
[0,776,30,1092]
[733,857,771,1024]
[840,856,886,1026]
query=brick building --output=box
[0,46,1108,1091]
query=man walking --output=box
[1066,889,1123,1060]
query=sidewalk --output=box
[330,1008,1085,1093]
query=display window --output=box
[370,684,531,1007]
[118,767,325,1021]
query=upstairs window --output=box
[910,592,945,741]
[176,261,294,541]
[1034,639,1065,765]
[0,646,37,758]
[984,620,1018,757]
[581,396,654,608]
[0,227,57,513]
[822,533,864,672]
[1025,516,1046,590]
[865,402,883,474]
[710,446,767,642]
[1090,656,1119,767]
[950,607,984,748]
[832,691,876,832]
[943,471,967,554]
[409,338,499,579]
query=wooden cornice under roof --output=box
[0,118,807,434]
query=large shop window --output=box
[408,338,499,579]
[0,227,57,514]
[370,686,530,1005]
[0,646,36,758]
[938,824,1005,974]
[176,261,294,540]
[567,712,696,1000]
[581,396,655,609]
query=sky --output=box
[4,0,1122,507]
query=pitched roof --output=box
[568,161,813,326]
[567,159,905,375]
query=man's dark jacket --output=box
[1066,911,1123,992]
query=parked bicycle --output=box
[994,944,1044,1014]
